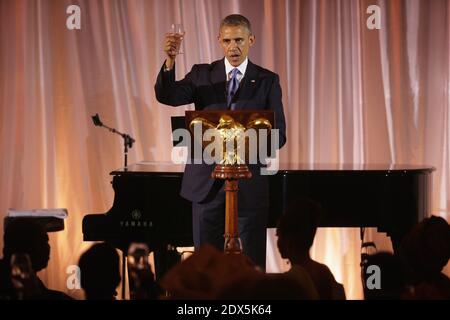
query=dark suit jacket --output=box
[155,58,286,204]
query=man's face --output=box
[218,25,255,67]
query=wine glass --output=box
[170,23,185,54]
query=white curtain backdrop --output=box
[1,0,449,299]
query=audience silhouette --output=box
[0,218,72,299]
[4,210,447,300]
[400,215,450,299]
[126,242,158,300]
[160,244,258,299]
[362,251,406,300]
[78,242,121,300]
[276,199,346,299]
[160,244,319,300]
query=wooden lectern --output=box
[185,110,274,254]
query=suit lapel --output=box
[210,59,227,107]
[209,58,259,109]
[234,60,259,110]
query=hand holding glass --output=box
[170,23,185,54]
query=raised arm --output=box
[154,32,195,106]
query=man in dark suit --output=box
[155,14,286,269]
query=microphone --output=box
[91,112,135,168]
[91,113,103,127]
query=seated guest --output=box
[161,244,318,300]
[160,244,258,299]
[78,242,121,300]
[0,218,72,299]
[400,215,450,299]
[362,251,407,300]
[276,199,346,300]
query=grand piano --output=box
[83,161,434,276]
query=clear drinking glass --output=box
[170,23,185,54]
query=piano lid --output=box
[111,161,185,175]
[271,163,435,173]
[112,161,435,175]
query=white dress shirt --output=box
[225,57,248,83]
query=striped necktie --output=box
[227,68,240,110]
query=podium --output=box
[185,110,275,253]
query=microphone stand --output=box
[91,113,136,300]
[91,113,135,170]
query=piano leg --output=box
[122,253,127,300]
[154,245,182,281]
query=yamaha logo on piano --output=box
[131,209,141,220]
[119,209,153,228]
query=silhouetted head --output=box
[276,199,322,261]
[160,244,257,299]
[401,216,450,279]
[78,242,121,300]
[362,252,406,300]
[3,218,50,272]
